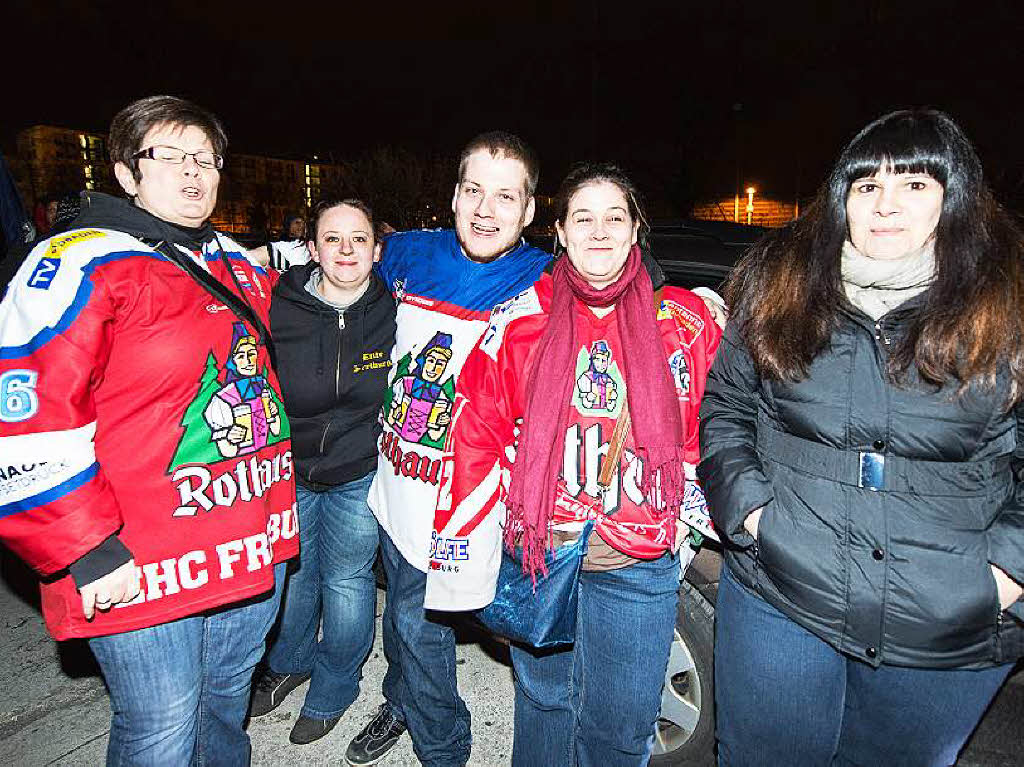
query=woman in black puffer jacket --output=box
[698,109,1024,767]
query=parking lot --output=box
[2,552,1021,766]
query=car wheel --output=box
[650,577,716,766]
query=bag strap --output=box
[596,287,665,489]
[149,239,277,370]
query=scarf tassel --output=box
[503,499,550,585]
[637,444,687,516]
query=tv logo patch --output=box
[26,230,105,290]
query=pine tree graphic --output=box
[167,352,224,471]
[381,352,412,427]
[167,353,292,474]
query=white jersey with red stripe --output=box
[369,229,549,572]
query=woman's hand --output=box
[80,560,140,620]
[742,507,764,540]
[991,564,1024,611]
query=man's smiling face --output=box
[451,149,535,262]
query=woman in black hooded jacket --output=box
[251,198,395,745]
[699,109,1024,767]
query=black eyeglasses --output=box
[133,146,224,170]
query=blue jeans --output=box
[379,525,471,767]
[267,474,379,718]
[715,562,1013,767]
[89,563,285,767]
[509,552,680,767]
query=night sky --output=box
[5,0,1023,211]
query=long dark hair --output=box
[727,108,1024,403]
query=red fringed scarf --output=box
[505,244,685,577]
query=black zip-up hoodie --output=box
[270,262,396,488]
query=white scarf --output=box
[840,239,936,320]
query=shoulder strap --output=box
[597,287,665,489]
[149,240,277,370]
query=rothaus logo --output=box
[562,422,647,516]
[171,451,293,517]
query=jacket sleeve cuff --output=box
[68,535,132,588]
[697,447,773,549]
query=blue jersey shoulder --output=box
[376,229,550,312]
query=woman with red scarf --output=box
[430,164,721,766]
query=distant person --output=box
[700,108,1024,766]
[0,192,81,294]
[248,213,310,271]
[427,163,721,766]
[0,95,297,766]
[692,285,727,328]
[268,212,310,270]
[249,198,395,745]
[343,132,549,767]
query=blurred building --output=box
[691,195,797,228]
[13,125,346,236]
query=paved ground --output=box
[1,552,1021,766]
[0,554,513,766]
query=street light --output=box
[746,186,756,226]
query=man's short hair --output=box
[109,95,228,182]
[457,131,539,197]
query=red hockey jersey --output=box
[425,276,721,610]
[0,218,298,639]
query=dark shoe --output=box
[248,670,310,717]
[345,702,407,766]
[289,713,341,744]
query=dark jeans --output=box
[715,562,1013,767]
[509,551,680,767]
[267,473,379,718]
[379,525,471,767]
[89,563,285,767]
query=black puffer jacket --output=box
[270,263,396,488]
[698,299,1024,669]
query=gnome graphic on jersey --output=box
[576,340,619,412]
[203,322,282,458]
[388,331,455,446]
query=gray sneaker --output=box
[345,703,407,766]
[248,670,310,717]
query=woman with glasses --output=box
[0,95,297,766]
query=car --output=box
[647,219,759,766]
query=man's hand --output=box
[992,564,1024,611]
[80,560,140,620]
[226,424,248,445]
[742,507,764,540]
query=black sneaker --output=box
[345,703,407,766]
[289,713,341,744]
[248,670,310,717]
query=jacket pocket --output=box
[754,483,845,623]
[887,516,996,657]
[988,564,1010,662]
